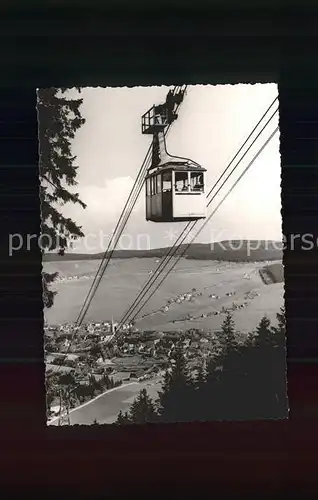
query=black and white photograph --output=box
[37,84,288,426]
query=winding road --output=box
[48,376,162,426]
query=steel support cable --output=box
[129,126,279,324]
[75,85,188,328]
[75,144,152,327]
[207,96,277,196]
[207,107,278,208]
[117,104,279,329]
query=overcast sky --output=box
[56,83,281,253]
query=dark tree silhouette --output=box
[115,410,132,425]
[271,306,286,348]
[37,88,87,308]
[100,373,116,390]
[90,343,104,361]
[115,310,288,424]
[212,313,287,420]
[88,374,103,395]
[115,390,158,425]
[253,316,273,347]
[246,313,287,418]
[46,383,57,418]
[158,347,195,422]
[128,389,158,424]
[57,372,79,412]
[76,384,91,404]
[164,312,287,422]
[195,362,207,386]
[219,312,236,351]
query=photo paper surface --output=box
[37,84,288,426]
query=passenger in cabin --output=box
[175,173,189,192]
[192,174,204,191]
[182,178,189,191]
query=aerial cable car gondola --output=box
[141,86,207,223]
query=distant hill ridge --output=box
[43,240,283,263]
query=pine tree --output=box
[217,312,240,382]
[276,306,286,332]
[171,347,188,381]
[158,347,195,422]
[46,385,57,418]
[195,362,207,387]
[101,373,110,389]
[240,315,287,419]
[219,312,236,351]
[271,306,286,348]
[90,344,102,360]
[76,383,90,404]
[158,370,172,405]
[116,410,132,425]
[271,308,288,416]
[89,374,102,394]
[203,315,253,420]
[57,372,79,414]
[167,313,288,422]
[37,88,87,308]
[127,389,158,424]
[254,316,273,348]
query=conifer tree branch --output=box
[38,88,87,308]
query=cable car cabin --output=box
[142,86,205,223]
[145,165,207,222]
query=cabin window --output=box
[190,172,204,192]
[156,174,162,194]
[162,172,172,192]
[151,176,156,195]
[146,178,151,196]
[175,171,189,192]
